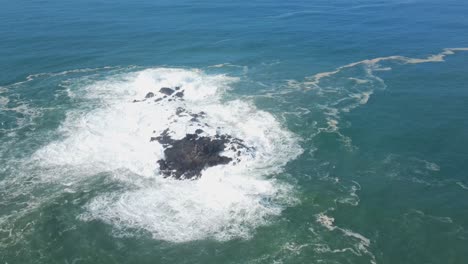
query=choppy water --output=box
[1,0,468,263]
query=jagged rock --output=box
[159,87,175,95]
[175,91,184,98]
[134,87,184,103]
[139,86,252,180]
[152,131,234,180]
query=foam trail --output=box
[25,66,121,82]
[316,212,376,264]
[283,48,468,145]
[456,182,468,190]
[270,10,324,19]
[305,48,468,88]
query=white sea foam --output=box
[336,181,361,206]
[32,68,302,242]
[305,48,468,89]
[407,210,454,224]
[316,213,335,230]
[313,243,358,255]
[0,101,43,134]
[456,182,468,190]
[316,212,376,263]
[349,77,370,84]
[271,10,323,19]
[25,66,120,81]
[0,96,9,108]
[380,155,445,186]
[291,48,468,146]
[207,63,243,68]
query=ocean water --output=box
[1,0,468,263]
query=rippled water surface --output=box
[1,0,468,263]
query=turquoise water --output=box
[1,0,468,263]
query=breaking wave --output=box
[31,68,303,242]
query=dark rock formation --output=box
[176,107,185,115]
[159,87,175,96]
[133,86,185,104]
[174,107,206,123]
[132,86,253,180]
[152,130,233,179]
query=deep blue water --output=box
[1,0,468,263]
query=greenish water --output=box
[1,1,468,263]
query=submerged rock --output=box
[145,92,155,98]
[175,91,184,98]
[152,131,233,179]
